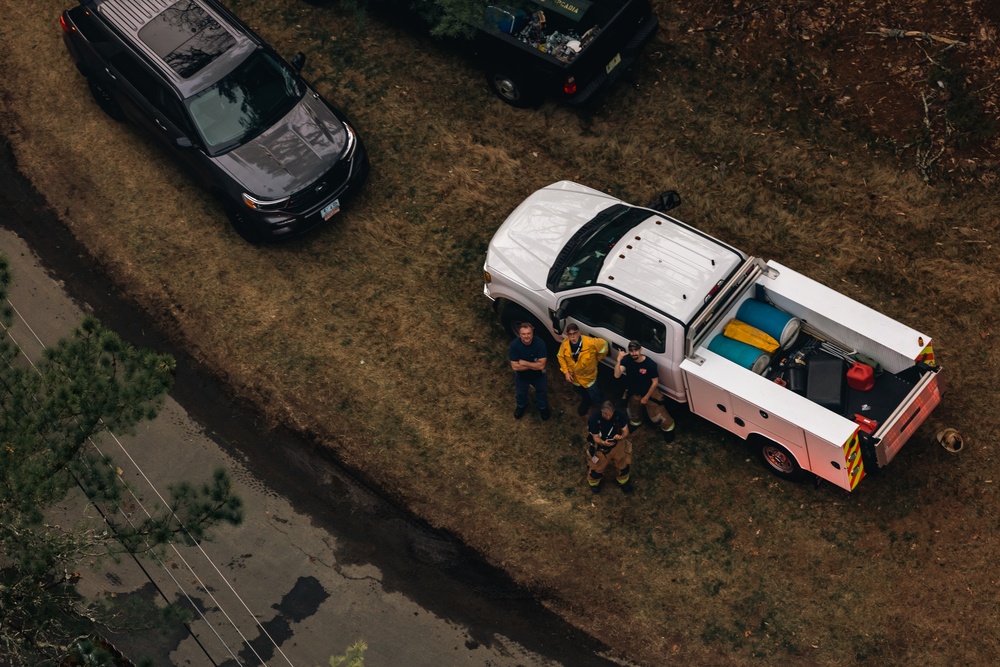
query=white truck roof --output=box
[488,181,744,323]
[600,214,744,323]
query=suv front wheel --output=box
[222,200,265,244]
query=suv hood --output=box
[215,92,347,199]
[486,181,621,291]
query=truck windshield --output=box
[549,206,650,290]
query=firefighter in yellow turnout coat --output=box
[557,323,609,415]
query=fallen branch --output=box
[689,2,771,32]
[914,92,949,182]
[869,27,965,46]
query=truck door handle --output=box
[155,118,167,131]
[104,67,116,81]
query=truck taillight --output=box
[563,76,577,96]
[844,432,865,490]
[59,14,73,32]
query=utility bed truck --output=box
[483,181,943,491]
[474,0,658,106]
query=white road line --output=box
[4,293,292,666]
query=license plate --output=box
[605,53,622,74]
[321,199,341,221]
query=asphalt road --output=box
[0,136,627,667]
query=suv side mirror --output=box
[290,52,306,71]
[648,190,681,213]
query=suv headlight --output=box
[242,193,290,211]
[341,121,357,160]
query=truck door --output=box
[556,292,684,401]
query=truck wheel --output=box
[499,302,539,337]
[498,301,557,352]
[757,440,806,482]
[486,70,536,108]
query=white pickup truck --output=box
[483,181,943,491]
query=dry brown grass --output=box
[2,0,999,664]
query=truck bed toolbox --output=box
[806,354,847,413]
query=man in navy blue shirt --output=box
[586,400,633,494]
[509,321,550,420]
[614,340,676,442]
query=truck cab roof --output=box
[487,181,745,324]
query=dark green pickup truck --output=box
[474,0,658,106]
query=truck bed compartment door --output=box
[683,370,745,436]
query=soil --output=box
[668,0,1000,186]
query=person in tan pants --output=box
[614,340,676,442]
[587,400,634,494]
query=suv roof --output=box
[92,0,257,95]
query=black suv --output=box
[60,0,369,242]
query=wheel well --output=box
[496,299,558,352]
[747,433,802,464]
[498,299,535,330]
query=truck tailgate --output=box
[873,369,944,466]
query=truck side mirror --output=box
[648,190,681,212]
[290,52,306,71]
[549,307,566,334]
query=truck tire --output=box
[486,70,537,108]
[498,301,557,352]
[756,440,806,482]
[499,301,540,337]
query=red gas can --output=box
[847,362,875,391]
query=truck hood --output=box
[487,181,622,291]
[214,93,348,199]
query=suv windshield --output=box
[185,50,303,154]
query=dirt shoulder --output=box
[2,0,998,665]
[667,0,1000,186]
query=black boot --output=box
[619,478,634,495]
